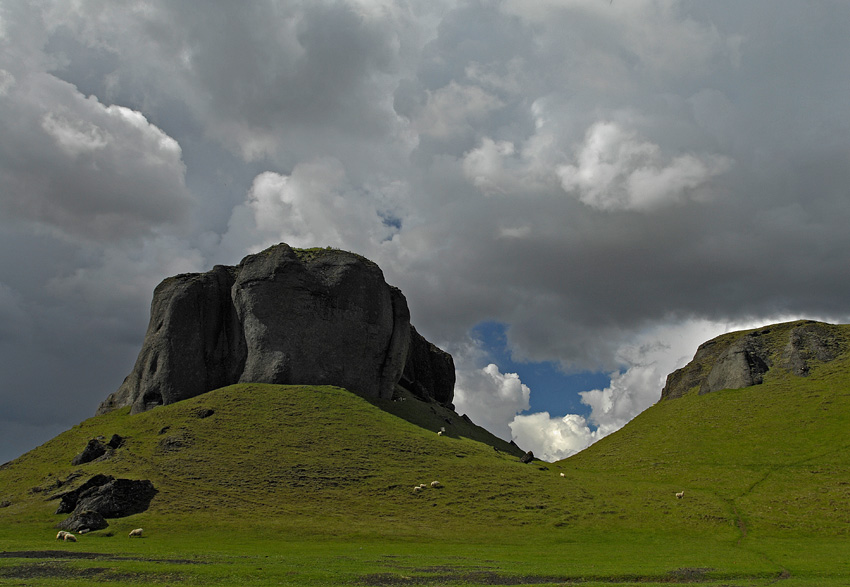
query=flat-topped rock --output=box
[98,244,454,415]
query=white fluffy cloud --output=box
[454,363,530,440]
[220,159,405,261]
[510,412,598,462]
[557,121,731,211]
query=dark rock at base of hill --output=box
[56,510,109,533]
[74,479,158,519]
[97,243,454,415]
[53,475,157,520]
[71,439,107,466]
[661,320,846,400]
[520,451,535,464]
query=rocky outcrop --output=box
[98,244,455,415]
[54,475,157,522]
[661,320,847,400]
[73,479,157,518]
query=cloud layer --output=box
[2,0,850,462]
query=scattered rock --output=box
[520,451,534,464]
[71,439,107,466]
[56,510,109,533]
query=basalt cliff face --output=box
[98,244,454,415]
[660,320,847,400]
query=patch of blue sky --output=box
[379,211,402,231]
[470,321,611,418]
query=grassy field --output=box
[1,339,849,585]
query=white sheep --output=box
[63,533,77,542]
[413,486,423,494]
[129,528,143,537]
[430,480,442,488]
[56,530,69,540]
[559,473,565,478]
[676,491,684,499]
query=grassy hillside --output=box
[568,322,850,538]
[1,343,849,585]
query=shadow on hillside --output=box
[358,386,526,458]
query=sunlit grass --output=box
[1,340,849,586]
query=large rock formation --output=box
[98,244,454,415]
[661,320,846,400]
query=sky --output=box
[2,0,850,464]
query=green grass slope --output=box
[1,338,849,585]
[564,323,850,582]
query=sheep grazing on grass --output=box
[430,481,442,488]
[63,533,77,542]
[676,491,684,499]
[56,531,69,540]
[129,528,143,537]
[413,486,423,494]
[559,473,565,478]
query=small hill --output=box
[567,320,850,539]
[0,384,534,540]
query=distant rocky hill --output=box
[661,320,848,400]
[98,244,455,415]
